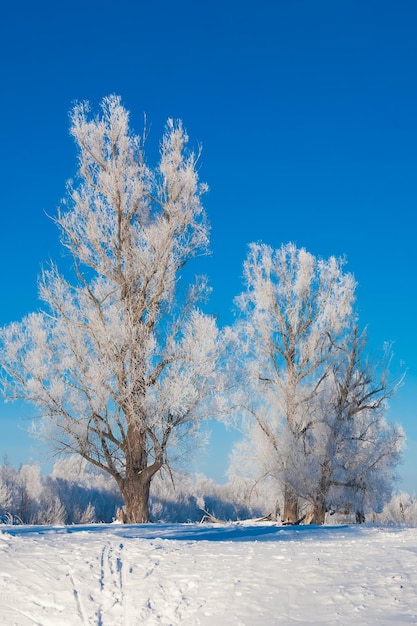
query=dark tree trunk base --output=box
[119,473,152,523]
[283,488,299,525]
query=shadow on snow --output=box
[0,522,369,543]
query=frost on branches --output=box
[0,96,228,523]
[230,243,403,524]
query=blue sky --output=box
[0,1,416,492]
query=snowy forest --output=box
[0,96,408,526]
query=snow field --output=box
[0,523,416,625]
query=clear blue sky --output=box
[0,0,416,492]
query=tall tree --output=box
[0,95,226,523]
[233,242,356,523]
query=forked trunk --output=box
[311,459,331,524]
[283,486,299,524]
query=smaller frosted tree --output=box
[232,242,357,522]
[231,243,403,523]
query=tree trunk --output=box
[311,459,331,524]
[311,501,326,525]
[355,510,365,524]
[283,486,299,524]
[119,471,152,523]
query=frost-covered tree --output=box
[292,326,404,523]
[0,465,13,513]
[0,95,227,523]
[233,242,356,523]
[377,492,417,526]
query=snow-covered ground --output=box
[1,522,416,625]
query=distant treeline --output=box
[0,456,415,526]
[0,457,261,525]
